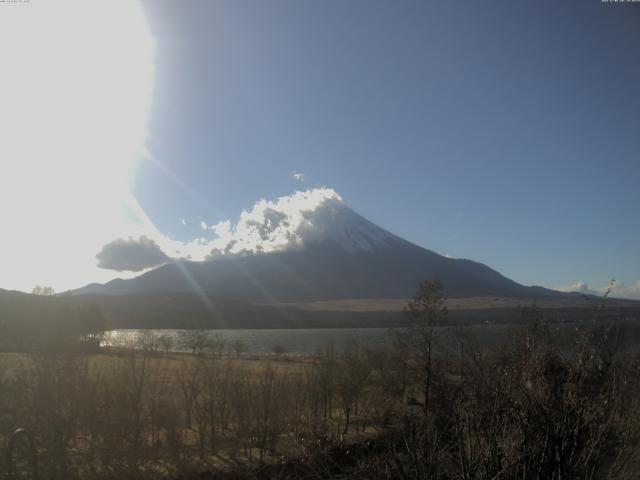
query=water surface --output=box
[102,328,393,356]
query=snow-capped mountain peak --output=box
[206,188,402,257]
[297,199,402,253]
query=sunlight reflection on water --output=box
[102,328,393,356]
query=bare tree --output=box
[178,329,210,356]
[337,340,372,434]
[193,357,234,455]
[31,285,55,296]
[158,334,174,355]
[399,279,447,413]
[231,338,248,358]
[136,330,160,353]
[205,333,227,358]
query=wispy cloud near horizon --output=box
[556,280,640,300]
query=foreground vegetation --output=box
[1,281,639,478]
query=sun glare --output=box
[0,1,156,291]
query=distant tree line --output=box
[0,289,108,351]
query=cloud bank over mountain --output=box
[97,188,347,270]
[205,187,349,256]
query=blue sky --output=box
[135,0,640,293]
[0,1,638,295]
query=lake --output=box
[101,325,524,356]
[102,328,394,356]
[102,319,640,357]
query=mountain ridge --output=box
[75,202,567,303]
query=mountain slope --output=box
[75,203,561,302]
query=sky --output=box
[0,0,639,298]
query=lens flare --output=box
[0,1,156,291]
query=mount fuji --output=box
[75,191,562,304]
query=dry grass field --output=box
[0,343,391,479]
[2,296,640,479]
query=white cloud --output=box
[204,187,343,256]
[556,280,640,300]
[180,218,187,226]
[200,221,208,230]
[207,220,234,257]
[291,171,305,182]
[211,220,232,238]
[608,281,640,300]
[557,282,599,296]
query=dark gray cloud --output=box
[96,236,169,272]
